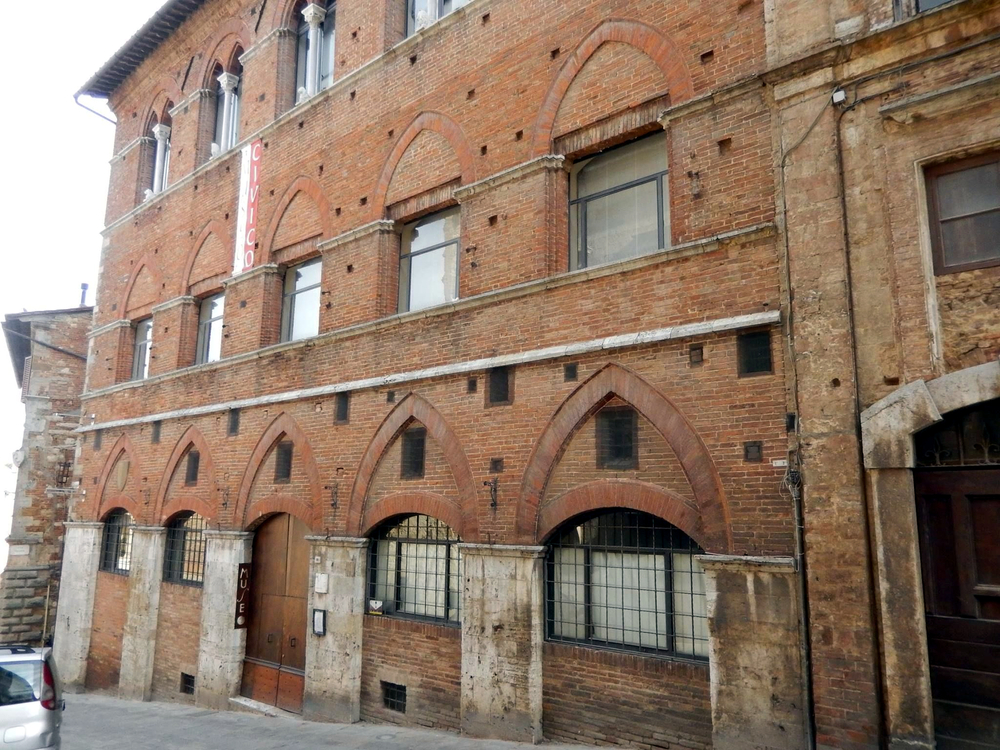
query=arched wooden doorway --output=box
[240,513,310,713]
[913,398,1000,744]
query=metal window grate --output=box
[564,363,578,382]
[737,331,773,376]
[185,450,200,486]
[487,366,512,405]
[180,673,195,695]
[545,510,708,659]
[99,510,135,575]
[56,452,74,488]
[335,392,350,423]
[400,427,426,479]
[151,421,162,444]
[596,406,638,470]
[163,512,207,586]
[274,441,293,483]
[228,409,240,437]
[381,681,406,713]
[368,514,461,624]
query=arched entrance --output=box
[240,513,310,713]
[912,399,1000,744]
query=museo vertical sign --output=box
[234,563,251,629]
[233,138,263,276]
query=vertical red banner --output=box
[233,139,263,276]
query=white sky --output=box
[0,0,166,566]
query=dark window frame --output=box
[737,330,774,377]
[99,509,135,575]
[280,257,323,343]
[163,512,208,587]
[184,450,201,486]
[400,426,427,479]
[925,151,1000,275]
[596,406,639,470]
[486,366,514,407]
[334,392,350,424]
[274,441,294,484]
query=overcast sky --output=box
[0,0,166,566]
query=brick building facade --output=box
[1,307,90,646]
[53,0,999,747]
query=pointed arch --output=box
[371,112,477,219]
[95,433,143,522]
[153,426,219,524]
[530,19,694,157]
[268,0,312,31]
[120,255,163,317]
[259,176,333,264]
[181,219,233,294]
[197,19,253,87]
[348,393,479,540]
[234,412,322,531]
[139,78,184,131]
[517,363,731,552]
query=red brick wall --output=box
[85,572,129,691]
[151,582,203,701]
[543,642,712,748]
[360,615,461,730]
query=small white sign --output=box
[8,545,29,557]
[314,573,329,594]
[771,459,789,468]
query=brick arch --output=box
[94,434,144,522]
[197,19,253,87]
[234,412,322,532]
[348,393,480,540]
[517,363,732,552]
[537,479,708,549]
[153,426,219,524]
[360,491,467,539]
[100,501,142,523]
[181,219,233,294]
[530,19,693,157]
[160,497,217,525]
[120,254,163,317]
[139,78,184,130]
[371,111,477,220]
[259,176,333,264]
[267,0,323,31]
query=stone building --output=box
[1,307,91,646]
[55,0,998,747]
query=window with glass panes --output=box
[132,318,153,381]
[406,0,471,36]
[281,258,322,341]
[546,510,708,658]
[196,293,225,364]
[926,152,1000,274]
[368,515,461,623]
[100,509,135,575]
[163,512,207,586]
[295,2,337,100]
[569,133,669,271]
[398,207,460,313]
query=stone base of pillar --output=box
[118,527,166,702]
[52,522,104,690]
[699,555,808,750]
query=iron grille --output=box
[99,510,135,575]
[545,510,708,659]
[381,681,406,713]
[915,398,1000,467]
[368,514,461,624]
[335,392,350,423]
[487,366,512,405]
[228,408,240,437]
[185,450,200,486]
[274,441,293,483]
[163,512,207,586]
[151,421,162,444]
[737,331,773,376]
[180,672,195,695]
[400,427,426,479]
[55,453,74,488]
[596,407,638,470]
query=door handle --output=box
[290,637,297,648]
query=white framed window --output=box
[398,206,460,313]
[406,0,471,36]
[212,67,242,155]
[195,293,225,365]
[569,132,669,271]
[281,258,322,342]
[295,3,336,102]
[132,318,153,381]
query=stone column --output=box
[52,522,103,691]
[303,537,366,723]
[302,4,326,98]
[868,468,934,749]
[459,544,544,743]
[118,527,167,701]
[195,531,252,710]
[151,124,171,194]
[699,555,807,750]
[217,72,240,153]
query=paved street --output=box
[62,693,593,749]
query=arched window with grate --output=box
[545,509,708,658]
[163,512,208,586]
[367,514,461,623]
[100,509,135,575]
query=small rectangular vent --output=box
[563,363,578,382]
[180,673,195,695]
[335,392,350,423]
[382,681,406,713]
[487,366,513,406]
[151,420,162,444]
[94,429,103,451]
[401,427,426,479]
[274,441,294,483]
[185,450,200,486]
[228,409,241,437]
[738,331,773,376]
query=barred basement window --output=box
[100,509,135,575]
[381,681,406,713]
[180,673,196,695]
[487,366,513,406]
[368,514,461,623]
[163,512,207,586]
[400,427,426,479]
[274,441,294,483]
[546,510,708,659]
[737,330,773,376]
[185,450,200,486]
[596,406,638,470]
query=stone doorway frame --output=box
[860,359,999,750]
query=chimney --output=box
[80,283,89,307]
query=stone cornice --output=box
[169,88,213,117]
[658,76,764,126]
[87,319,131,340]
[317,220,397,253]
[151,296,196,314]
[111,136,151,164]
[64,521,105,530]
[239,26,296,65]
[458,544,546,558]
[879,71,1000,124]
[305,536,368,547]
[454,155,566,200]
[697,554,797,574]
[222,263,280,286]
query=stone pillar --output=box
[118,527,167,701]
[302,4,326,98]
[217,72,240,153]
[699,555,807,750]
[868,468,934,749]
[195,531,252,710]
[303,537,366,723]
[52,522,103,691]
[459,544,544,743]
[151,124,171,194]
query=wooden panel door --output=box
[914,470,1000,747]
[241,514,310,713]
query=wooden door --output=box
[241,514,310,713]
[914,469,1000,748]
